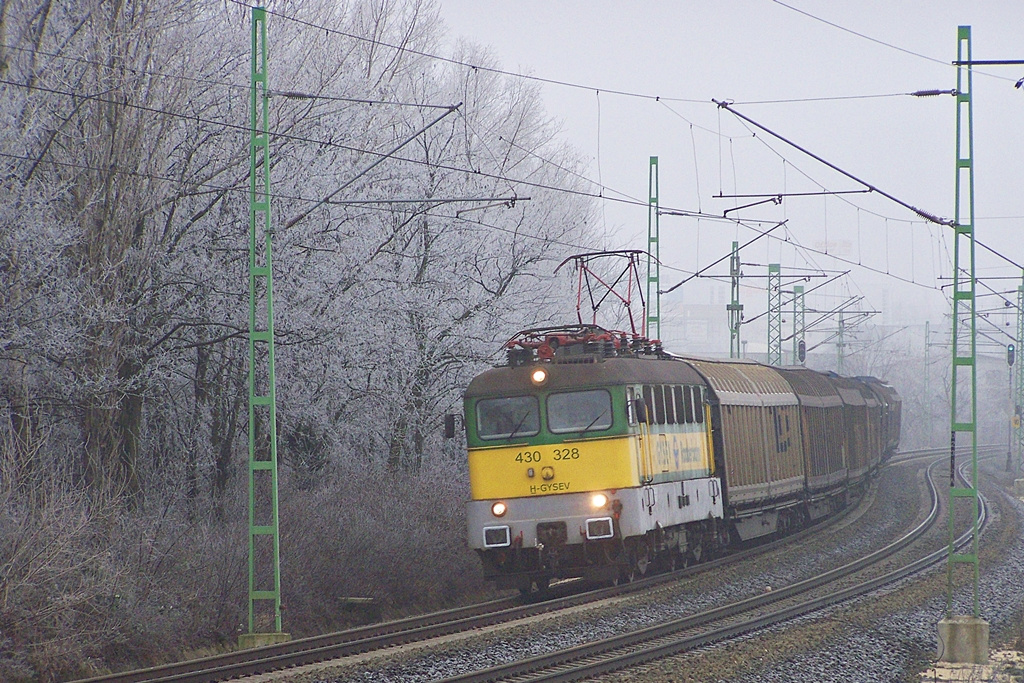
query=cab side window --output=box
[673,386,686,423]
[653,385,666,425]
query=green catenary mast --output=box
[728,241,742,358]
[946,25,980,619]
[1016,274,1024,469]
[792,285,805,365]
[836,311,845,375]
[767,263,782,365]
[244,7,287,647]
[646,157,660,340]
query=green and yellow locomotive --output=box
[463,327,723,593]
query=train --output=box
[454,324,901,595]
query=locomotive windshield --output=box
[476,396,540,440]
[547,389,612,434]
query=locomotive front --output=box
[461,328,722,594]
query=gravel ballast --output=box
[272,460,959,683]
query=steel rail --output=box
[71,445,981,683]
[72,502,856,683]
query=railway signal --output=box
[1007,343,1015,366]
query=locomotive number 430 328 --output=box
[515,448,581,463]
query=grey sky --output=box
[436,1,1024,356]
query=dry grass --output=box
[0,437,492,681]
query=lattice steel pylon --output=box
[767,264,782,365]
[837,311,845,375]
[244,6,286,646]
[792,285,805,365]
[728,241,742,358]
[946,24,980,619]
[1016,273,1024,469]
[646,157,660,341]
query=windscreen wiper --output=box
[576,408,608,438]
[507,410,532,440]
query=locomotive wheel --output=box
[663,550,678,572]
[634,542,651,576]
[613,563,638,585]
[614,538,651,584]
[688,542,703,565]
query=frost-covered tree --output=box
[0,0,607,674]
[1,0,603,498]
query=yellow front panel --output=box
[469,436,637,500]
[469,427,714,500]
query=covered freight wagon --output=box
[681,357,804,541]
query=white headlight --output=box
[530,368,548,385]
[491,501,507,517]
[591,493,608,508]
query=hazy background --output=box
[437,0,1024,363]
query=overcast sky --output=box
[435,1,1024,357]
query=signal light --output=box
[798,339,806,363]
[1009,343,1016,367]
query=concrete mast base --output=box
[937,616,989,665]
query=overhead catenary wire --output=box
[13,4,1016,321]
[0,76,703,218]
[0,41,455,110]
[769,0,1017,83]
[0,151,608,260]
[282,103,462,231]
[843,326,910,358]
[766,221,942,291]
[732,92,944,105]
[741,270,851,326]
[710,100,1024,285]
[660,220,788,295]
[713,99,950,225]
[496,133,641,204]
[730,112,927,226]
[224,0,709,104]
[0,150,522,211]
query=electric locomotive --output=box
[460,326,723,593]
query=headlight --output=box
[491,501,507,517]
[530,368,548,385]
[591,493,608,508]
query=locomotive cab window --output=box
[653,386,667,425]
[476,396,540,440]
[643,386,666,425]
[548,389,613,434]
[692,386,704,423]
[663,386,676,424]
[673,386,687,423]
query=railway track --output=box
[71,509,852,683]
[72,445,989,683]
[435,452,991,683]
